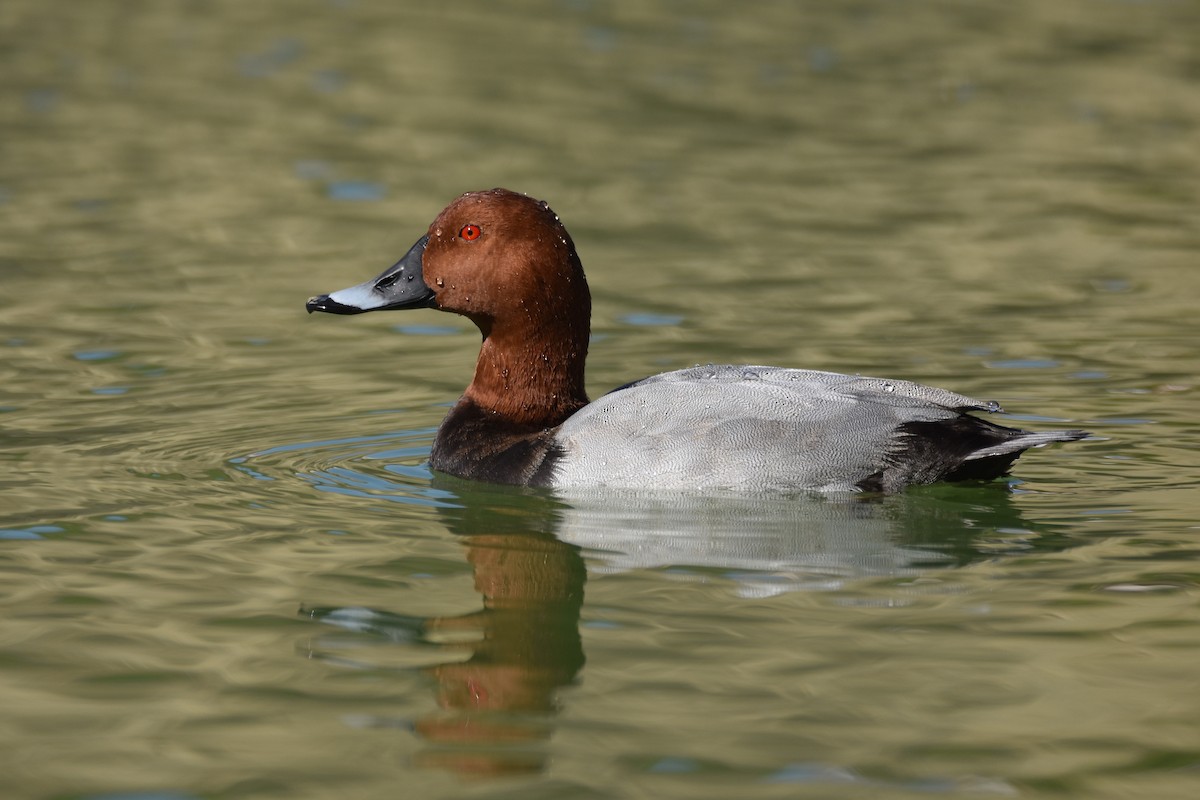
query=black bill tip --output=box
[306,294,367,315]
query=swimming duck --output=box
[307,188,1086,492]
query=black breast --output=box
[429,399,563,487]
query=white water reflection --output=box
[553,489,950,597]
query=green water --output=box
[2,1,1198,798]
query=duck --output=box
[306,188,1087,493]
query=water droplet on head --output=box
[435,277,444,287]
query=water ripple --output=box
[229,428,455,508]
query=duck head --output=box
[307,188,592,425]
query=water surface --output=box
[2,2,1198,798]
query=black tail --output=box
[861,417,1088,492]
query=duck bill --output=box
[306,235,435,315]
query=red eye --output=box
[459,224,481,241]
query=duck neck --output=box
[459,321,590,429]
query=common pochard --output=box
[307,188,1087,492]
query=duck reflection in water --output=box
[304,486,586,778]
[412,527,585,776]
[300,477,1080,778]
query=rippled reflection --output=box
[305,496,586,777]
[283,458,1082,778]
